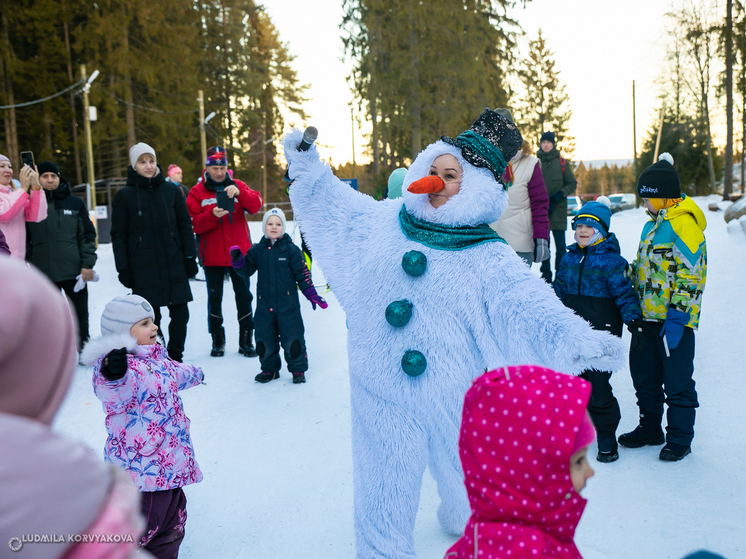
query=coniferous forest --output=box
[1,0,744,201]
[0,0,306,205]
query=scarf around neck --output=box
[399,205,505,251]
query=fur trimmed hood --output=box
[80,333,139,366]
[402,140,508,227]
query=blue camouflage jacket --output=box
[554,232,642,336]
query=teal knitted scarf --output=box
[399,206,506,251]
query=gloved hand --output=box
[659,307,690,350]
[302,286,328,310]
[185,257,199,279]
[229,245,245,269]
[627,319,646,353]
[118,271,134,289]
[533,238,550,263]
[101,347,128,381]
[548,191,564,214]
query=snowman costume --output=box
[283,110,624,559]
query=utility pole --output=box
[198,90,207,165]
[351,106,356,179]
[262,119,267,208]
[81,64,98,214]
[653,101,665,163]
[632,80,637,172]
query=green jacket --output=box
[26,181,97,283]
[537,147,577,230]
[629,196,707,329]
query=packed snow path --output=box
[55,199,745,558]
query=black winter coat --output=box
[110,166,196,307]
[26,180,97,282]
[235,233,313,314]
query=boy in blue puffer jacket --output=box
[554,200,642,463]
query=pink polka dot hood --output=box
[445,365,593,559]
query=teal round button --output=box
[385,300,413,328]
[401,350,427,377]
[402,250,427,277]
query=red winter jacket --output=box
[186,172,263,267]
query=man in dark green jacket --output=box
[537,131,577,283]
[26,161,97,350]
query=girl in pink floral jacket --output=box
[82,294,203,559]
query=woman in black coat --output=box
[110,143,198,362]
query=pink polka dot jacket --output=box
[445,365,592,559]
[84,334,204,492]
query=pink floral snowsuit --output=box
[92,341,204,492]
[445,365,592,559]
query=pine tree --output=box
[514,30,574,158]
[342,0,521,192]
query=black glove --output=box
[185,257,199,279]
[550,191,564,203]
[118,271,134,289]
[533,238,550,262]
[101,347,128,381]
[628,319,646,354]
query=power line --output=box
[0,79,85,110]
[93,85,200,115]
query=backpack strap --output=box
[559,157,566,177]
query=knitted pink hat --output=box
[0,257,78,425]
[167,163,182,177]
[572,411,597,454]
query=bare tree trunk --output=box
[0,13,18,169]
[408,1,421,161]
[702,92,717,195]
[63,16,83,185]
[121,8,136,149]
[725,0,734,199]
[43,103,53,157]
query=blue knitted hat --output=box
[573,201,611,234]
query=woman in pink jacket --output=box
[0,153,47,258]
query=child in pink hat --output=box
[445,365,596,559]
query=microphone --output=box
[285,126,318,182]
[298,126,318,152]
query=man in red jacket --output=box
[187,146,263,357]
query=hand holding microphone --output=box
[285,126,318,182]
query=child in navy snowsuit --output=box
[554,200,642,463]
[230,208,327,384]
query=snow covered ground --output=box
[54,197,746,559]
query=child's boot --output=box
[255,371,280,383]
[292,372,306,384]
[596,436,619,463]
[238,326,258,358]
[210,327,226,357]
[659,442,691,461]
[618,409,665,448]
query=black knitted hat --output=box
[637,153,680,199]
[37,161,60,177]
[540,131,555,144]
[441,108,523,181]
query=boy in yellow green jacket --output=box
[619,153,706,462]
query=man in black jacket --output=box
[27,161,97,350]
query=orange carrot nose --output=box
[407,175,445,194]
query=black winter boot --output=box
[659,442,691,461]
[292,372,306,384]
[596,436,619,463]
[238,327,258,358]
[167,345,183,363]
[211,327,226,357]
[618,409,665,448]
[255,371,280,383]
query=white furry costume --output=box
[283,129,624,559]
